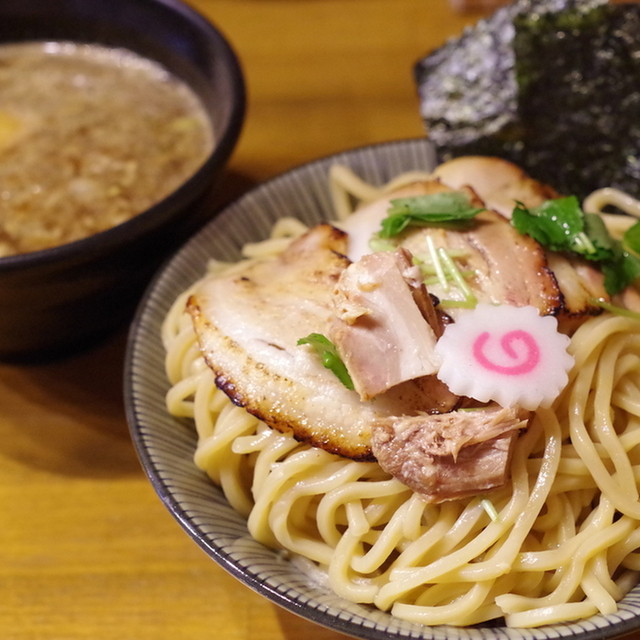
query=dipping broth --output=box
[0,42,214,256]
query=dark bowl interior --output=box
[0,0,245,362]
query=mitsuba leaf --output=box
[582,212,616,259]
[512,196,640,295]
[297,333,354,390]
[512,196,586,252]
[601,246,640,295]
[623,220,640,255]
[380,192,484,238]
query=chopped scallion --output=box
[368,235,397,253]
[588,297,640,323]
[438,247,477,308]
[426,236,448,291]
[481,498,500,523]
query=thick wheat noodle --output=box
[584,187,640,221]
[162,166,640,627]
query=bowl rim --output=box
[124,137,640,640]
[0,0,246,271]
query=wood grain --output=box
[0,2,483,639]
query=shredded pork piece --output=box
[370,406,528,502]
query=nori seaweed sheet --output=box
[414,0,640,200]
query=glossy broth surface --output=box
[0,42,214,256]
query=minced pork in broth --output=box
[0,42,214,256]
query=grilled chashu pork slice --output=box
[340,179,563,320]
[188,224,457,461]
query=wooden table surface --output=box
[0,2,496,638]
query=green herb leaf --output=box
[379,192,484,238]
[297,333,354,390]
[623,220,640,255]
[511,197,640,296]
[582,213,616,259]
[512,196,589,252]
[601,245,640,296]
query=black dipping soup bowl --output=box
[0,0,245,362]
